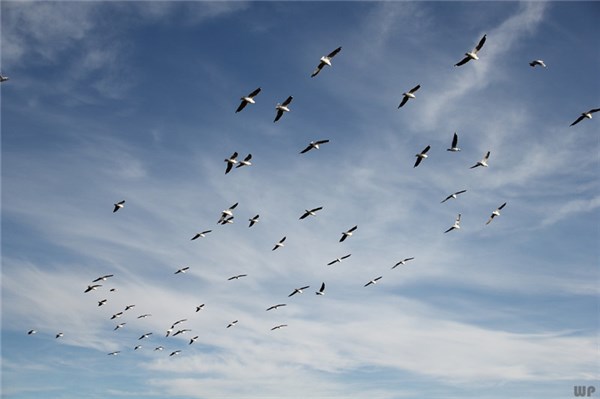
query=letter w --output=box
[574,386,587,397]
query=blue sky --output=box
[1,1,599,398]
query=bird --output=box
[218,202,238,223]
[274,96,293,122]
[84,284,102,293]
[124,305,135,311]
[470,151,490,169]
[227,320,238,328]
[441,190,467,203]
[271,324,288,330]
[272,236,286,251]
[189,336,199,345]
[195,304,205,312]
[486,202,507,225]
[444,214,461,233]
[174,267,190,274]
[364,276,383,287]
[228,274,248,280]
[154,346,164,351]
[113,200,125,213]
[191,230,212,240]
[224,152,238,174]
[327,254,351,265]
[110,312,123,320]
[235,87,261,113]
[414,145,431,168]
[27,329,37,335]
[114,323,126,330]
[300,139,329,154]
[454,34,487,66]
[98,299,107,306]
[311,46,342,78]
[165,328,173,337]
[398,84,421,108]
[92,274,114,282]
[173,329,191,336]
[570,108,600,126]
[392,257,415,269]
[219,216,234,225]
[137,314,152,319]
[134,345,142,350]
[235,154,252,168]
[266,304,287,311]
[109,288,117,292]
[315,282,326,295]
[447,132,461,152]
[299,207,323,219]
[339,225,357,242]
[107,351,120,356]
[171,319,187,328]
[0,75,9,83]
[55,332,64,339]
[529,59,546,68]
[138,332,153,340]
[248,214,260,227]
[170,350,182,357]
[288,286,310,297]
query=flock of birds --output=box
[10,31,598,360]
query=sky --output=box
[1,1,599,398]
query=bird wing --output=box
[410,84,421,93]
[398,96,409,108]
[316,139,330,145]
[589,108,600,114]
[225,162,234,174]
[474,34,487,52]
[422,145,431,154]
[235,101,247,113]
[570,115,585,126]
[483,151,490,161]
[456,190,467,195]
[300,144,312,154]
[414,157,423,168]
[311,63,325,78]
[282,96,293,106]
[311,207,323,213]
[327,46,342,58]
[452,132,458,147]
[274,109,284,122]
[341,254,351,260]
[248,87,261,97]
[299,211,310,220]
[319,282,325,292]
[348,225,358,233]
[454,56,470,67]
[498,202,507,210]
[230,202,239,210]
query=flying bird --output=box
[299,207,323,220]
[169,350,182,357]
[92,274,114,282]
[55,332,64,339]
[227,320,238,328]
[364,276,383,287]
[174,267,190,274]
[235,154,252,168]
[224,152,238,174]
[228,274,248,280]
[218,202,238,223]
[398,84,421,108]
[27,330,37,335]
[444,214,461,233]
[189,336,199,345]
[529,60,546,68]
[98,299,107,306]
[288,286,310,297]
[154,346,164,351]
[248,214,260,227]
[191,230,212,240]
[470,151,491,169]
[0,75,9,83]
[124,305,135,311]
[219,216,234,225]
[114,323,126,330]
[486,202,507,225]
[113,200,125,213]
[272,236,286,251]
[171,319,187,328]
[235,87,261,113]
[340,225,357,242]
[311,46,342,78]
[570,108,600,126]
[447,132,461,152]
[327,254,351,265]
[454,34,487,66]
[315,282,326,295]
[266,304,287,311]
[274,96,293,122]
[110,312,123,320]
[173,329,191,336]
[441,190,467,203]
[134,345,142,350]
[195,304,205,312]
[414,145,431,168]
[300,139,329,154]
[138,332,153,340]
[108,351,120,356]
[392,257,415,269]
[84,284,102,293]
[271,324,288,330]
[137,314,152,319]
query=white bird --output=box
[154,346,164,351]
[138,332,153,340]
[137,314,152,319]
[235,87,261,113]
[454,34,487,66]
[111,312,123,320]
[0,75,9,83]
[274,96,293,122]
[174,267,190,274]
[414,145,431,168]
[114,323,126,330]
[108,351,120,356]
[266,304,287,311]
[248,214,260,227]
[27,329,37,335]
[570,108,600,127]
[311,46,342,77]
[441,190,467,203]
[171,319,187,328]
[224,152,238,174]
[134,345,142,350]
[191,230,212,240]
[486,202,507,225]
[169,350,182,357]
[392,257,415,269]
[218,202,238,223]
[340,225,357,242]
[529,59,546,68]
[299,207,323,220]
[219,216,234,225]
[113,200,125,213]
[327,254,351,265]
[173,329,191,337]
[92,274,114,283]
[235,154,252,168]
[447,132,461,152]
[288,285,310,297]
[300,139,329,154]
[364,276,382,287]
[98,299,107,306]
[227,320,238,328]
[398,84,421,108]
[272,236,286,251]
[195,304,205,312]
[84,284,102,293]
[228,274,248,280]
[55,332,64,339]
[444,214,461,233]
[189,336,199,345]
[315,282,326,295]
[124,305,135,311]
[271,324,288,330]
[470,151,490,169]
